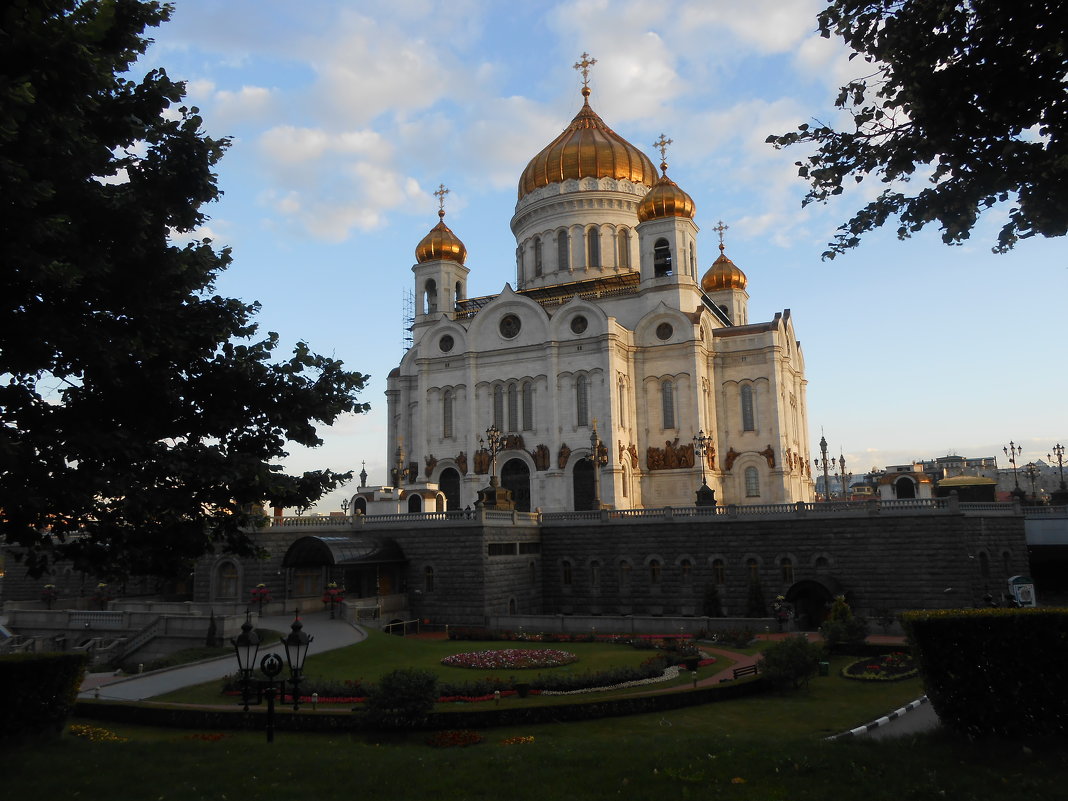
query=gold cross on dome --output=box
[573,52,597,88]
[713,220,730,247]
[653,134,673,164]
[434,184,449,213]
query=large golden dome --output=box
[518,87,657,200]
[637,163,696,222]
[416,209,467,265]
[701,245,748,292]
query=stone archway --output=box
[439,467,461,511]
[501,458,531,512]
[407,494,422,513]
[895,476,916,499]
[784,578,839,630]
[573,458,595,510]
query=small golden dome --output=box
[415,209,467,265]
[518,87,657,200]
[701,244,748,292]
[637,163,696,222]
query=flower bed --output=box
[441,648,579,670]
[841,651,918,681]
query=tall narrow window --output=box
[653,238,672,276]
[587,227,600,267]
[424,566,435,593]
[522,381,534,431]
[747,558,760,583]
[590,560,601,587]
[618,376,626,421]
[741,385,755,431]
[576,374,589,427]
[557,230,569,271]
[712,558,726,584]
[619,560,632,589]
[534,237,543,276]
[424,278,437,314]
[649,559,662,585]
[780,558,794,584]
[442,389,454,439]
[661,379,675,430]
[455,280,464,302]
[617,229,630,269]
[493,385,504,429]
[507,383,518,431]
[745,466,760,497]
[680,559,693,585]
[689,242,696,278]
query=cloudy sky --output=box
[143,0,1066,510]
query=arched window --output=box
[522,381,534,431]
[493,384,504,429]
[455,280,464,302]
[424,278,437,314]
[780,557,794,584]
[576,374,589,427]
[587,227,600,267]
[534,237,543,276]
[619,560,632,589]
[618,375,626,420]
[590,560,601,587]
[653,238,672,276]
[617,229,630,269]
[745,467,760,497]
[680,558,693,585]
[562,560,573,586]
[815,556,829,572]
[424,566,435,593]
[746,557,760,583]
[712,558,726,584]
[689,242,696,277]
[216,561,239,600]
[741,385,755,431]
[507,383,518,431]
[442,389,453,439]
[557,229,569,271]
[649,559,662,585]
[661,379,675,430]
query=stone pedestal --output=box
[476,476,515,511]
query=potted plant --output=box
[322,582,345,619]
[249,583,271,614]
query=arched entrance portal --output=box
[895,476,916,499]
[501,458,531,512]
[407,494,422,513]
[573,458,595,511]
[439,468,461,511]
[784,578,839,630]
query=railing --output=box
[68,610,125,630]
[114,615,164,664]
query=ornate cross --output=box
[434,183,449,215]
[653,133,673,164]
[573,52,597,88]
[713,220,730,248]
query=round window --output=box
[499,314,521,339]
[439,334,454,353]
[656,322,673,341]
[570,315,588,334]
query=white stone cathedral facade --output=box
[384,78,813,514]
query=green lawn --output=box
[8,666,1065,800]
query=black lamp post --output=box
[476,425,514,509]
[481,425,504,486]
[231,609,314,742]
[589,419,608,510]
[340,497,350,515]
[1004,441,1025,501]
[814,435,833,501]
[836,452,852,499]
[693,430,716,507]
[1023,462,1040,501]
[1048,444,1067,505]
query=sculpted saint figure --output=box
[456,450,468,475]
[558,442,571,469]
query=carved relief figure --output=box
[532,444,550,471]
[408,462,418,482]
[456,451,468,475]
[424,454,438,478]
[504,433,526,451]
[761,445,776,468]
[618,440,626,465]
[628,443,639,468]
[473,448,491,475]
[558,442,571,469]
[724,448,739,472]
[706,442,716,471]
[646,445,663,471]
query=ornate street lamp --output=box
[476,425,514,510]
[480,425,504,486]
[1023,463,1040,501]
[693,430,716,507]
[589,419,608,510]
[1004,441,1025,501]
[1048,444,1066,493]
[814,435,833,501]
[836,452,852,499]
[340,497,350,515]
[230,608,314,742]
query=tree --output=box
[767,1,1068,258]
[0,1,369,579]
[362,668,439,729]
[757,635,824,691]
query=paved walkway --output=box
[78,611,365,702]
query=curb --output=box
[826,695,929,740]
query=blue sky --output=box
[143,0,1066,510]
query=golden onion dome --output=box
[518,87,657,200]
[701,244,748,292]
[415,209,467,265]
[637,161,696,222]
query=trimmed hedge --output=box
[74,675,768,733]
[0,652,87,743]
[901,608,1068,739]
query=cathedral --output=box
[384,59,813,514]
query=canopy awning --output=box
[282,535,406,568]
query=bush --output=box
[0,652,87,742]
[757,636,824,691]
[820,595,869,653]
[902,607,1068,739]
[362,668,439,728]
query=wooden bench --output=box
[732,664,759,679]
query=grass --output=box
[154,631,732,705]
[8,667,1065,800]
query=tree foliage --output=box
[767,0,1068,257]
[363,668,439,729]
[0,1,369,579]
[757,635,824,691]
